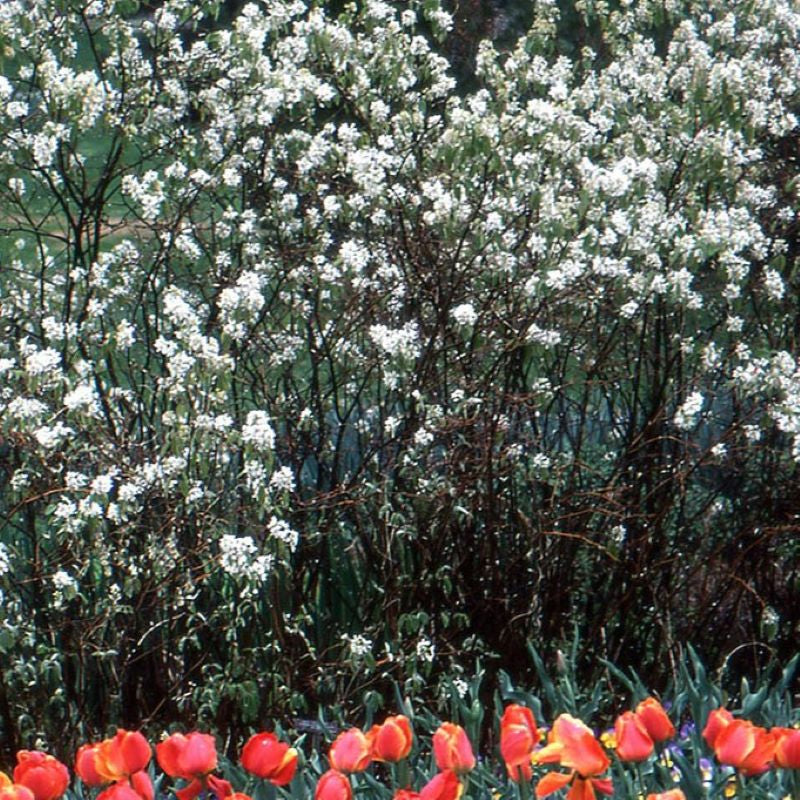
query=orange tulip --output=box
[0,786,35,800]
[773,727,800,769]
[702,708,734,749]
[500,704,538,781]
[534,715,612,800]
[432,723,475,774]
[712,719,775,776]
[614,711,654,762]
[329,728,372,773]
[13,752,70,800]
[635,699,675,743]
[314,770,352,800]
[95,731,151,782]
[156,733,218,780]
[368,715,413,762]
[241,733,298,785]
[0,776,34,800]
[645,791,686,800]
[419,771,461,800]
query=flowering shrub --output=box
[1,0,800,748]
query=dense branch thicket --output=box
[0,0,799,756]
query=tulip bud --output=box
[432,723,475,774]
[419,771,460,800]
[241,733,298,786]
[500,704,538,781]
[329,729,371,773]
[614,711,654,762]
[635,699,675,743]
[314,770,352,800]
[392,792,420,800]
[369,716,413,763]
[97,784,143,800]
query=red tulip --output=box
[712,719,775,776]
[174,774,231,800]
[329,728,371,773]
[432,723,475,773]
[156,733,218,780]
[157,734,230,800]
[314,770,352,800]
[773,727,800,769]
[97,785,143,800]
[702,708,734,749]
[75,745,106,786]
[129,771,153,800]
[419,771,460,800]
[635,699,675,743]
[534,715,613,800]
[96,731,151,782]
[500,704,539,781]
[241,733,298,785]
[13,753,70,800]
[228,795,252,800]
[614,711,654,762]
[393,792,420,800]
[368,715,413,762]
[645,792,686,800]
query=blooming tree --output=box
[0,0,799,749]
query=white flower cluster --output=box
[218,534,274,583]
[341,633,372,658]
[674,391,705,431]
[369,322,420,360]
[242,410,276,451]
[268,516,299,552]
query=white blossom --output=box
[242,410,276,451]
[674,391,704,430]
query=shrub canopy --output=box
[0,0,799,754]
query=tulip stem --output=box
[516,771,530,800]
[635,763,646,796]
[394,760,411,790]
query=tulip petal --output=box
[715,721,755,768]
[535,771,573,798]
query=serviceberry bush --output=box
[0,0,798,754]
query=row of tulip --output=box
[1,699,799,800]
